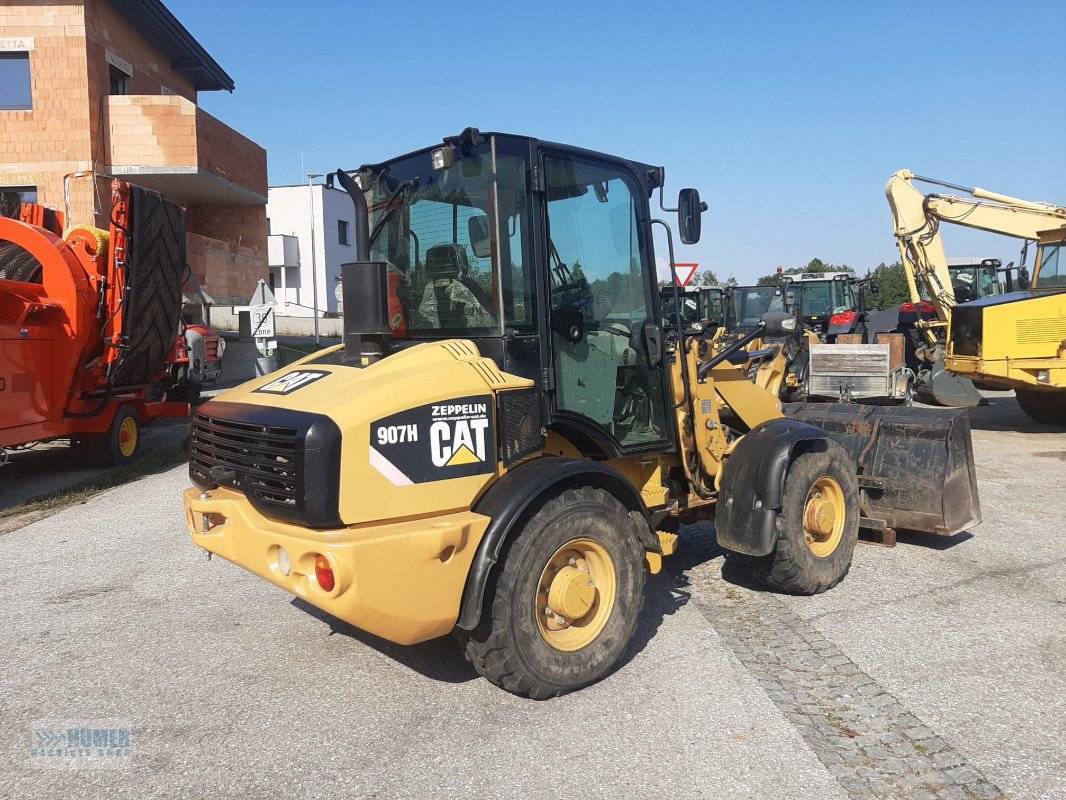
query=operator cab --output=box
[781,272,861,340]
[338,129,699,459]
[724,285,785,333]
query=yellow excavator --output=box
[182,131,980,698]
[886,170,1066,420]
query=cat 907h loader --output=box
[183,130,980,698]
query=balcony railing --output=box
[105,95,267,205]
[268,234,300,268]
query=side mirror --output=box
[869,281,880,295]
[677,188,706,245]
[760,311,797,338]
[468,215,491,259]
[784,290,796,310]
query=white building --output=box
[266,183,357,319]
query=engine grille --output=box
[497,388,544,466]
[191,414,299,507]
[188,402,343,528]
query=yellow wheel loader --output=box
[183,130,980,698]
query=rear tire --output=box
[458,486,646,699]
[750,443,859,594]
[1016,388,1066,425]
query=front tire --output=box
[750,443,859,594]
[458,486,646,699]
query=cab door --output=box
[540,151,669,454]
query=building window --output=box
[0,186,37,219]
[338,219,350,246]
[0,53,32,110]
[109,64,130,96]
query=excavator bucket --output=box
[916,357,983,408]
[784,403,981,536]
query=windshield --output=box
[660,290,701,327]
[367,136,532,337]
[949,265,1001,300]
[1035,244,1066,288]
[727,286,784,328]
[791,280,855,317]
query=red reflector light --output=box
[900,301,936,314]
[829,310,857,326]
[315,555,335,592]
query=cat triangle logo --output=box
[254,370,328,395]
[446,444,481,466]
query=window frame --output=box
[337,218,350,246]
[0,52,32,111]
[538,147,671,456]
[0,185,37,219]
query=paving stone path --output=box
[673,529,1005,800]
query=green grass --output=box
[0,441,190,520]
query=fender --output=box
[714,418,829,557]
[456,457,655,631]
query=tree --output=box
[697,268,720,287]
[865,261,911,309]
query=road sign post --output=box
[247,280,278,376]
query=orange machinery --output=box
[0,178,190,466]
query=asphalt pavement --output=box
[0,391,1063,799]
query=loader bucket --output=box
[783,403,981,536]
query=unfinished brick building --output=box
[0,0,268,307]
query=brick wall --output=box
[105,94,198,168]
[0,2,93,216]
[187,229,266,304]
[196,108,267,198]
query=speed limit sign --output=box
[250,303,275,339]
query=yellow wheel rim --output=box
[803,475,845,558]
[535,538,617,652]
[118,416,138,458]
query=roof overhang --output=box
[105,0,235,92]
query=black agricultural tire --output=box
[749,443,859,595]
[109,189,186,388]
[1016,388,1066,425]
[102,405,140,467]
[457,486,646,699]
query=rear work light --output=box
[829,310,858,326]
[315,555,335,592]
[900,301,936,315]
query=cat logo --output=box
[430,418,490,467]
[370,395,495,485]
[254,370,329,395]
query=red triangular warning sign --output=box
[672,263,698,287]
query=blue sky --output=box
[169,0,1066,285]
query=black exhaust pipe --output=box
[332,169,390,366]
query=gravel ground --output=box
[0,391,1062,799]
